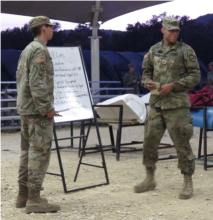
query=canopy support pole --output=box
[89,1,102,94]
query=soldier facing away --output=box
[123,63,141,94]
[16,16,60,213]
[134,17,200,199]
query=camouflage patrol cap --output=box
[128,63,135,68]
[208,62,213,66]
[162,17,181,31]
[29,16,55,29]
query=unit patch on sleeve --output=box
[189,55,196,62]
[39,63,46,71]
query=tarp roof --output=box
[2,49,207,91]
[1,1,169,24]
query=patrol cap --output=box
[128,63,135,68]
[29,16,55,29]
[208,62,213,66]
[162,17,181,31]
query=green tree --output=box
[1,24,33,50]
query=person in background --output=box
[134,17,200,200]
[123,63,141,94]
[16,16,60,214]
[206,62,213,91]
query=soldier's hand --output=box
[158,83,173,96]
[146,80,156,91]
[47,110,57,118]
[133,80,137,83]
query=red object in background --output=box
[188,86,213,106]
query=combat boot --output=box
[16,184,28,208]
[179,174,193,199]
[25,190,60,214]
[16,184,48,208]
[134,165,157,193]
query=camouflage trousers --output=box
[143,107,195,174]
[126,85,140,95]
[127,90,140,95]
[18,115,53,191]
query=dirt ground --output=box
[1,124,213,220]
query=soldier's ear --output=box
[161,27,165,34]
[41,25,48,34]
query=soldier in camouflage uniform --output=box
[134,18,200,200]
[16,16,60,213]
[123,63,141,94]
[207,62,213,91]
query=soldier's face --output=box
[43,25,54,41]
[161,27,179,45]
[129,67,135,73]
[209,65,213,71]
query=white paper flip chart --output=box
[48,47,94,123]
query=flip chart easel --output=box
[47,46,109,193]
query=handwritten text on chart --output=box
[52,54,90,111]
[48,47,93,122]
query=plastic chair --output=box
[190,107,213,170]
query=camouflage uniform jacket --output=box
[142,40,200,109]
[123,71,141,94]
[16,38,54,116]
[207,70,213,90]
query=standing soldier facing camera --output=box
[16,16,60,213]
[134,17,200,199]
[123,63,141,94]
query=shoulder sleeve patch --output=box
[36,56,46,63]
[143,54,148,59]
[39,63,46,72]
[189,55,196,62]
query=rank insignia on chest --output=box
[161,59,167,64]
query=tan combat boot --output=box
[16,184,48,208]
[134,166,157,193]
[16,184,28,208]
[179,174,193,199]
[25,190,60,214]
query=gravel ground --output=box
[1,125,213,220]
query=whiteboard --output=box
[48,47,94,123]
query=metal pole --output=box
[90,26,100,91]
[203,107,207,170]
[88,1,102,102]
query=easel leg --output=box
[71,121,73,148]
[74,124,87,182]
[109,125,115,146]
[53,123,67,193]
[78,120,92,157]
[203,108,207,170]
[75,120,93,181]
[116,106,123,161]
[198,128,203,159]
[51,118,109,193]
[93,107,109,184]
[84,120,92,149]
[78,121,84,157]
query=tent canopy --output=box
[1,1,170,86]
[2,49,207,91]
[1,1,168,25]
